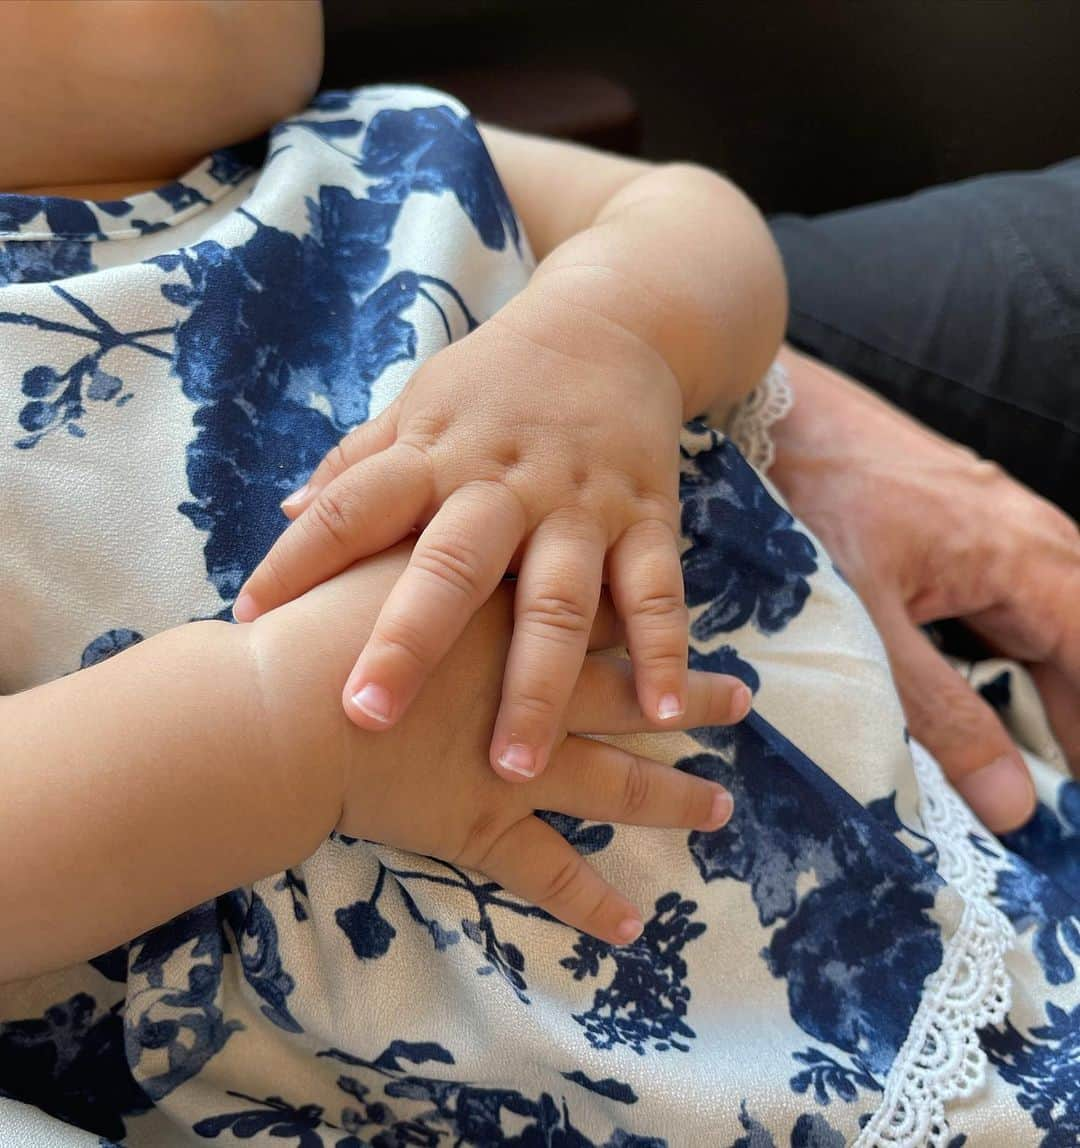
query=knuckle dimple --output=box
[620,756,652,820]
[523,592,593,638]
[414,536,485,598]
[324,440,350,479]
[374,616,432,672]
[537,853,586,908]
[306,488,355,550]
[257,543,299,598]
[633,592,688,623]
[508,687,559,722]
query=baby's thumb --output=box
[873,599,1036,834]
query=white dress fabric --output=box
[0,87,1076,1148]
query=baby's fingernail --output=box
[657,693,684,721]
[497,744,536,778]
[281,483,310,510]
[955,754,1035,833]
[349,682,393,724]
[614,917,644,945]
[232,591,259,623]
[700,789,734,831]
[730,683,752,722]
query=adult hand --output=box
[769,346,1080,833]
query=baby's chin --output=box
[0,0,324,194]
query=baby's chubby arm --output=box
[236,129,784,785]
[480,125,788,423]
[0,547,743,984]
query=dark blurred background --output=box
[322,0,1080,215]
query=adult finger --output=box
[489,515,606,781]
[565,653,751,735]
[1029,662,1080,774]
[475,815,643,946]
[874,598,1036,833]
[234,442,431,621]
[280,405,399,518]
[608,516,690,723]
[532,734,733,832]
[344,481,526,728]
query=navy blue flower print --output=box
[194,1092,334,1146]
[983,1003,1080,1147]
[360,105,521,254]
[221,889,304,1033]
[561,892,705,1055]
[0,196,101,239]
[336,865,398,961]
[0,239,94,286]
[125,904,243,1100]
[80,628,143,668]
[992,852,1079,986]
[0,992,152,1141]
[728,1104,846,1148]
[688,642,760,694]
[307,1039,666,1147]
[1001,781,1080,909]
[275,868,312,923]
[4,285,164,448]
[680,714,942,1075]
[680,427,817,640]
[789,1047,881,1106]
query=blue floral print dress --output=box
[0,87,1076,1148]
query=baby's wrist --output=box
[235,613,348,861]
[508,265,685,414]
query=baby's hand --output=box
[252,546,747,946]
[236,292,712,781]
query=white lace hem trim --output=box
[854,742,1015,1148]
[724,359,793,473]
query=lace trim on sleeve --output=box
[854,742,1015,1148]
[724,359,793,473]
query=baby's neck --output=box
[9,178,167,201]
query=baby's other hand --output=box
[251,547,748,945]
[236,289,712,781]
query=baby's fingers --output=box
[533,735,733,833]
[609,517,690,723]
[235,444,430,620]
[567,653,752,734]
[490,516,606,782]
[279,407,398,519]
[477,815,643,946]
[345,481,525,727]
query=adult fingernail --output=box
[699,789,734,831]
[498,744,536,778]
[614,917,644,945]
[657,693,684,721]
[954,754,1036,834]
[281,483,310,510]
[232,591,258,623]
[349,682,393,724]
[730,683,752,722]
